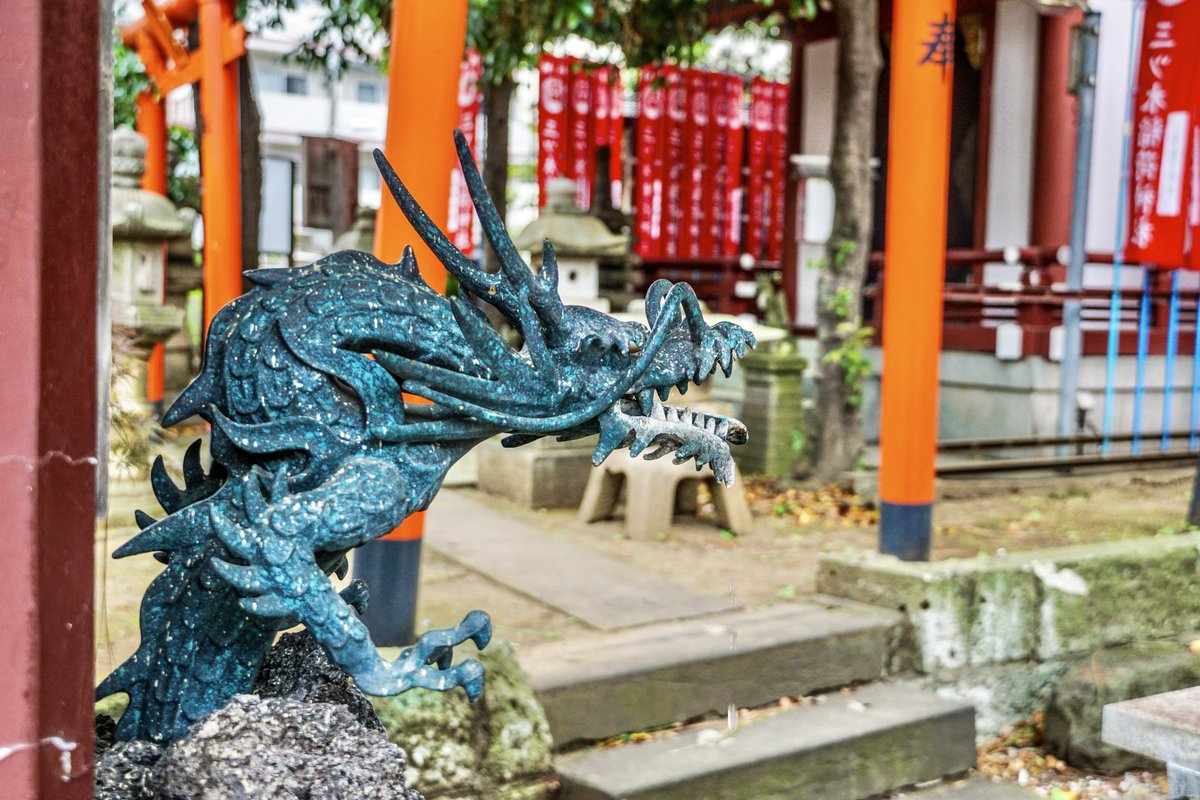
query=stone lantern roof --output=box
[110,127,191,242]
[512,178,628,258]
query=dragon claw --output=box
[339,579,370,615]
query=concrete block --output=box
[905,776,1039,798]
[1033,538,1200,659]
[820,535,1200,671]
[1045,641,1200,771]
[1103,685,1200,773]
[817,552,1039,672]
[556,683,975,800]
[1170,763,1200,800]
[521,602,900,745]
[476,436,597,508]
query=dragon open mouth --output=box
[593,388,749,486]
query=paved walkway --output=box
[425,490,739,630]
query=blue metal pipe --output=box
[1102,2,1144,455]
[1161,270,1181,451]
[1132,268,1152,455]
[1190,295,1200,449]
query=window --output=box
[256,67,309,96]
[356,81,382,104]
[255,66,285,94]
[285,74,308,95]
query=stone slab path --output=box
[424,490,739,630]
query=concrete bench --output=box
[1102,685,1200,798]
[578,453,754,540]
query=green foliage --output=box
[822,321,873,408]
[113,39,150,130]
[167,125,201,210]
[264,0,390,78]
[829,238,856,272]
[268,0,815,86]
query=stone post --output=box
[737,348,807,476]
[109,128,187,473]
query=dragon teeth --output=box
[651,402,666,421]
[657,386,672,401]
[676,380,689,394]
[637,389,655,416]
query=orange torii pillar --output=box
[198,0,243,332]
[355,0,469,645]
[878,0,956,561]
[136,34,170,413]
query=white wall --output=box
[984,0,1039,251]
[1085,0,1139,255]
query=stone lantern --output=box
[333,206,378,254]
[512,178,628,311]
[109,127,186,465]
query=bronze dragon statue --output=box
[98,131,755,744]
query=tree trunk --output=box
[810,0,881,485]
[239,57,262,276]
[481,75,514,275]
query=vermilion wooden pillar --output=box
[1031,10,1082,251]
[198,0,243,331]
[0,0,101,796]
[358,0,468,645]
[878,0,956,560]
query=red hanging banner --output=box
[609,71,625,209]
[680,68,709,259]
[723,74,745,258]
[1189,100,1200,268]
[449,48,482,253]
[1126,0,1200,268]
[569,60,594,209]
[766,80,790,262]
[593,65,612,152]
[663,65,688,259]
[636,66,665,258]
[537,55,570,208]
[745,76,773,259]
[702,71,726,258]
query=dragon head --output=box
[372,132,755,484]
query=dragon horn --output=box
[452,130,565,332]
[372,147,497,296]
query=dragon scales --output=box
[98,132,756,744]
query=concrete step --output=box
[520,600,901,746]
[556,683,976,800]
[888,776,1038,798]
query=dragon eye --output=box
[628,340,642,355]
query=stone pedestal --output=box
[164,224,202,400]
[737,348,807,476]
[1103,685,1200,798]
[476,435,598,509]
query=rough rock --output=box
[94,740,163,800]
[152,694,421,800]
[372,640,554,799]
[1045,640,1200,772]
[253,628,384,732]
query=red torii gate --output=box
[122,0,246,406]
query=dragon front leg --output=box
[209,459,491,701]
